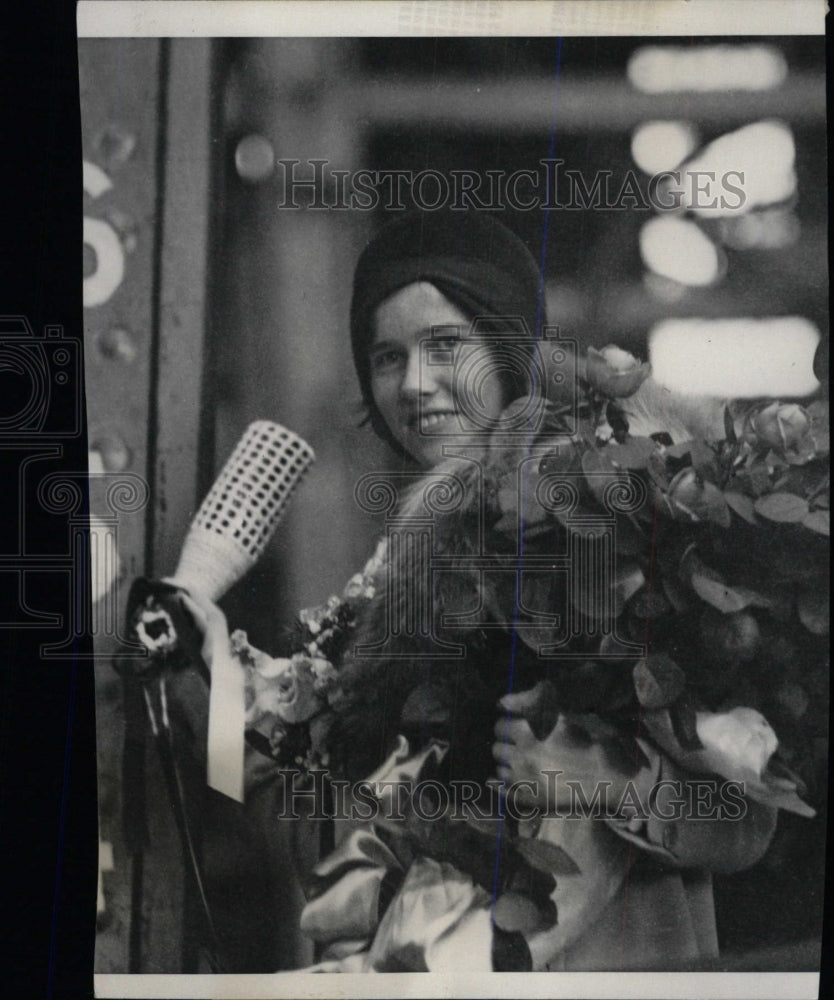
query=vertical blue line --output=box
[491,36,564,919]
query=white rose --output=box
[695,706,778,783]
[641,704,814,816]
[249,653,323,724]
[600,346,639,372]
[585,345,651,397]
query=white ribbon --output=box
[206,634,246,804]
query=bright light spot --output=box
[719,208,801,251]
[640,216,723,287]
[90,513,120,604]
[631,121,698,175]
[83,160,113,199]
[98,840,114,915]
[650,317,820,398]
[628,44,787,93]
[671,120,796,219]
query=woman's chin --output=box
[411,440,448,469]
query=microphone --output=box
[172,420,315,601]
[129,420,315,802]
[131,420,315,651]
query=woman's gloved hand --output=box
[174,585,229,670]
[491,684,633,815]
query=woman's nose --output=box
[399,345,437,397]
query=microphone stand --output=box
[118,579,226,973]
[141,673,225,972]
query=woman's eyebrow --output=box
[369,327,463,351]
[368,339,400,353]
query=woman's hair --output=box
[350,208,548,458]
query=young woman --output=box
[189,209,779,972]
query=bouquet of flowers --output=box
[486,346,828,818]
[234,541,386,771]
[237,346,828,821]
[231,346,826,944]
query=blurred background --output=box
[81,36,827,973]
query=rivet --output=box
[235,134,275,183]
[91,433,131,472]
[94,125,137,169]
[97,327,137,364]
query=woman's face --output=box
[369,282,507,468]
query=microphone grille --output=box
[194,421,315,560]
[172,421,314,599]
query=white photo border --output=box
[85,3,827,997]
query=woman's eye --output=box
[370,349,402,371]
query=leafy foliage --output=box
[489,377,829,816]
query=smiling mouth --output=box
[413,410,458,432]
